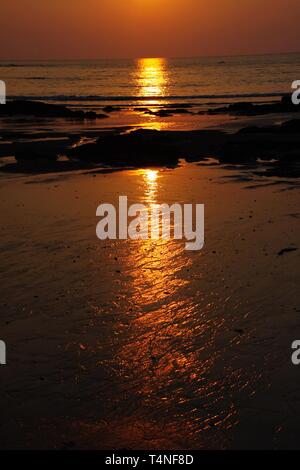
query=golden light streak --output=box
[135,58,169,110]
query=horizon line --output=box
[0,50,300,62]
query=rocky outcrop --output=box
[1,119,300,175]
[0,100,108,120]
[67,129,181,167]
[206,95,299,116]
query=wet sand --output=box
[0,162,300,449]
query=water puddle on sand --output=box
[0,163,299,449]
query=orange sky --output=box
[1,0,300,59]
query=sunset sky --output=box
[1,0,300,59]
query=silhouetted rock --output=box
[11,138,74,169]
[67,129,180,167]
[103,106,119,113]
[237,126,277,134]
[0,100,108,120]
[280,119,300,133]
[145,108,191,117]
[166,103,193,109]
[14,149,58,169]
[219,141,258,163]
[206,95,298,116]
[237,119,300,136]
[216,119,300,163]
[277,247,298,256]
[133,107,150,113]
[85,111,97,120]
[151,109,173,117]
[169,108,190,114]
[281,94,292,106]
[2,117,300,174]
[227,102,255,114]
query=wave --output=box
[8,92,285,102]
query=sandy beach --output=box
[2,0,300,460]
[0,153,299,449]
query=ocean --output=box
[1,53,300,111]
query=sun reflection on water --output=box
[110,168,240,446]
[126,168,188,306]
[144,169,158,183]
[136,58,169,110]
[136,168,159,204]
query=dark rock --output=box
[14,149,58,169]
[85,111,97,120]
[206,95,298,116]
[234,329,245,335]
[133,107,150,112]
[151,109,173,117]
[146,108,191,117]
[166,103,193,109]
[281,94,293,106]
[9,138,75,170]
[207,102,255,116]
[219,121,300,163]
[219,141,258,163]
[280,119,300,133]
[0,100,108,120]
[227,102,255,113]
[169,108,191,114]
[277,247,298,256]
[237,126,277,134]
[67,129,180,167]
[103,106,117,113]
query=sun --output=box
[145,169,159,183]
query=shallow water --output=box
[0,163,299,449]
